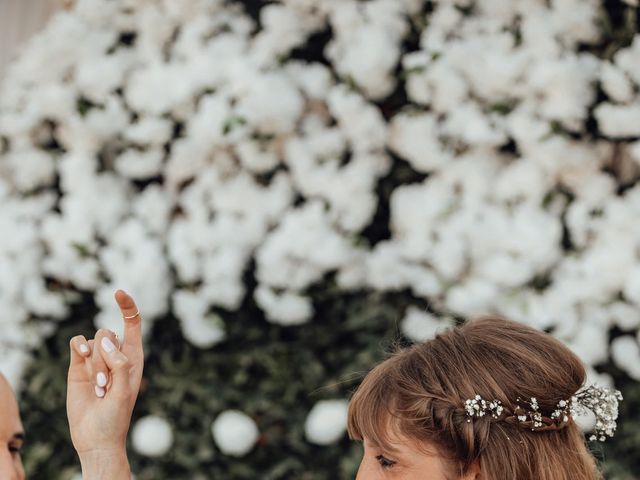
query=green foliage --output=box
[12,1,640,478]
[18,287,415,479]
[17,286,640,479]
[597,361,640,479]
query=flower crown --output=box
[463,384,623,441]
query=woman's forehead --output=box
[364,433,442,466]
[364,419,438,456]
[364,434,403,454]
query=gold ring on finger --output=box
[123,310,140,320]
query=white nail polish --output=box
[95,385,105,398]
[101,336,116,353]
[97,372,107,387]
[79,344,89,354]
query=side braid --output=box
[347,316,604,480]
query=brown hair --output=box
[347,315,602,480]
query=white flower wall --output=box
[1,0,640,474]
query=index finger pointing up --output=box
[115,289,142,349]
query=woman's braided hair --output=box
[347,315,605,480]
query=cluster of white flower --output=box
[131,401,348,458]
[132,414,174,457]
[1,0,640,452]
[304,399,349,446]
[464,395,504,421]
[131,409,261,459]
[466,386,622,443]
[211,409,260,457]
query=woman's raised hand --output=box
[66,289,144,479]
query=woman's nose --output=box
[0,448,20,480]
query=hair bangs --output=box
[347,358,407,454]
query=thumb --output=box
[98,336,131,396]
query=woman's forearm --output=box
[79,448,131,480]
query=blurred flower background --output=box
[0,0,639,478]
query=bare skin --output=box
[66,289,144,480]
[356,436,480,480]
[76,291,481,479]
[0,374,25,480]
[7,288,483,479]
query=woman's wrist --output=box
[78,447,131,480]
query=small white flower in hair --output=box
[465,384,623,442]
[464,395,504,420]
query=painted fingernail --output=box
[79,344,89,354]
[95,385,105,398]
[96,372,107,387]
[101,337,116,353]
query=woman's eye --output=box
[376,454,396,469]
[9,445,22,456]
